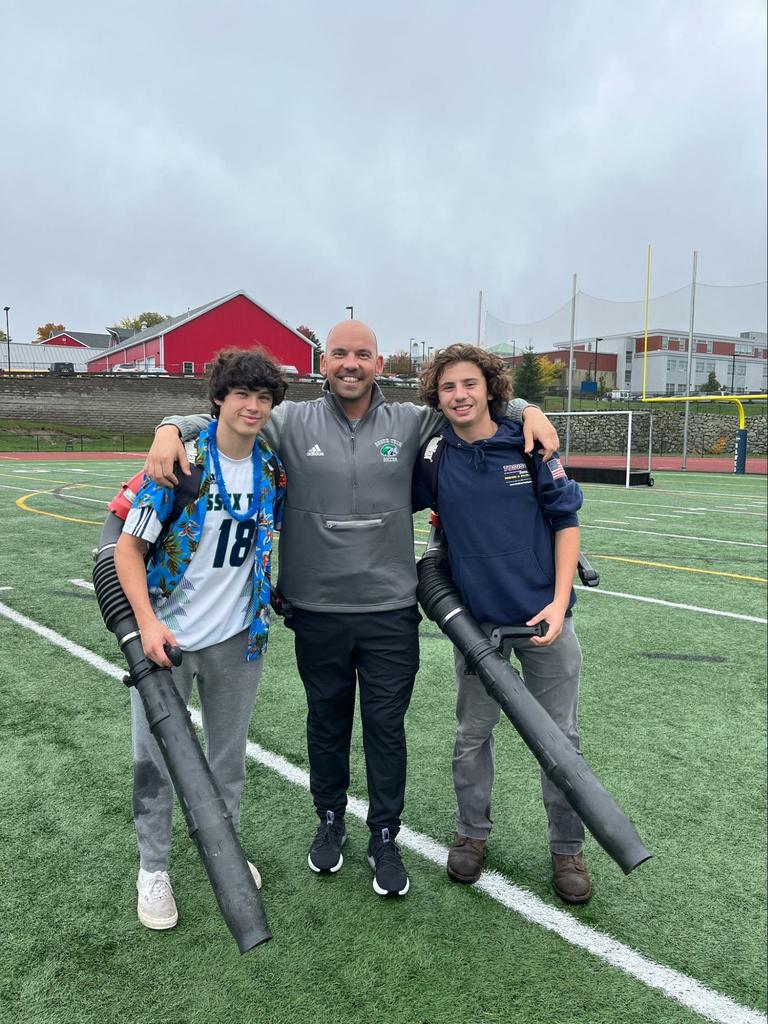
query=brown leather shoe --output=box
[552,852,592,904]
[447,833,487,884]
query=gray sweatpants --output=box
[452,617,584,855]
[130,629,263,872]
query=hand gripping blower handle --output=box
[93,512,271,952]
[416,527,651,875]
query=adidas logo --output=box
[306,444,325,457]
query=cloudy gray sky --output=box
[2,0,766,352]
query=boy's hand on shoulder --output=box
[527,602,566,645]
[144,425,190,487]
[521,407,559,460]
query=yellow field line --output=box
[16,486,103,526]
[592,553,767,583]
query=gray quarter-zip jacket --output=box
[163,384,528,613]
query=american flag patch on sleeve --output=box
[546,457,567,481]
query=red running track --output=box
[1,451,766,474]
[565,454,767,474]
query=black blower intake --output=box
[93,512,271,952]
[416,528,651,875]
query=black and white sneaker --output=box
[366,827,410,896]
[307,810,347,873]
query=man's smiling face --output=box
[320,321,384,406]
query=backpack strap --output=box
[420,433,447,509]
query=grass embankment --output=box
[0,419,153,453]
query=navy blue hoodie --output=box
[412,418,583,625]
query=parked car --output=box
[48,362,75,376]
[111,364,142,374]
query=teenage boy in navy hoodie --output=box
[412,343,591,904]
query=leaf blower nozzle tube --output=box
[93,512,271,952]
[416,529,651,876]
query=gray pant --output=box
[452,617,584,855]
[130,629,263,872]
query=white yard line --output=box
[578,588,766,624]
[0,598,763,1024]
[625,516,658,522]
[653,487,767,501]
[584,498,765,518]
[68,579,95,590]
[581,525,767,549]
[593,520,628,525]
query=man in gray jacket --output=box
[144,320,559,897]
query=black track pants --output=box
[289,606,420,834]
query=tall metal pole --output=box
[4,306,10,373]
[476,290,483,346]
[681,250,698,470]
[565,274,577,465]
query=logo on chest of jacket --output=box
[502,463,532,487]
[375,437,402,462]
[306,444,325,457]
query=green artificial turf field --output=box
[0,458,765,1024]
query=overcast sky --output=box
[2,0,766,352]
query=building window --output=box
[183,361,194,374]
[706,361,715,372]
[736,363,746,376]
[735,343,752,355]
[624,371,632,385]
[665,383,675,395]
[661,338,669,350]
[676,383,687,394]
[667,359,676,371]
[696,361,704,372]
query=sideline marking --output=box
[582,526,767,550]
[15,489,103,526]
[592,554,767,583]
[0,600,764,1024]
[579,588,767,624]
[69,579,95,591]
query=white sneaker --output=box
[248,862,263,889]
[136,869,178,930]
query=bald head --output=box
[320,318,384,415]
[326,319,378,353]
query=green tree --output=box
[36,322,66,342]
[513,346,544,404]
[699,370,722,394]
[117,312,169,332]
[297,325,322,373]
[597,374,608,399]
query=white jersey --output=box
[124,452,257,651]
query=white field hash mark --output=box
[0,599,764,1024]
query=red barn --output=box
[40,331,111,350]
[86,291,314,376]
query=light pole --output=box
[411,339,418,374]
[421,341,425,364]
[345,305,354,320]
[3,306,10,373]
[427,346,434,361]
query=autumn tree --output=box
[36,322,66,342]
[384,351,413,376]
[513,347,544,404]
[117,312,170,332]
[536,356,565,392]
[297,324,322,372]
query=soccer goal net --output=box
[546,410,654,487]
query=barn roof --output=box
[87,291,315,363]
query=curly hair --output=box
[208,347,288,417]
[419,343,511,416]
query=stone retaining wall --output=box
[548,409,767,456]
[1,376,765,453]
